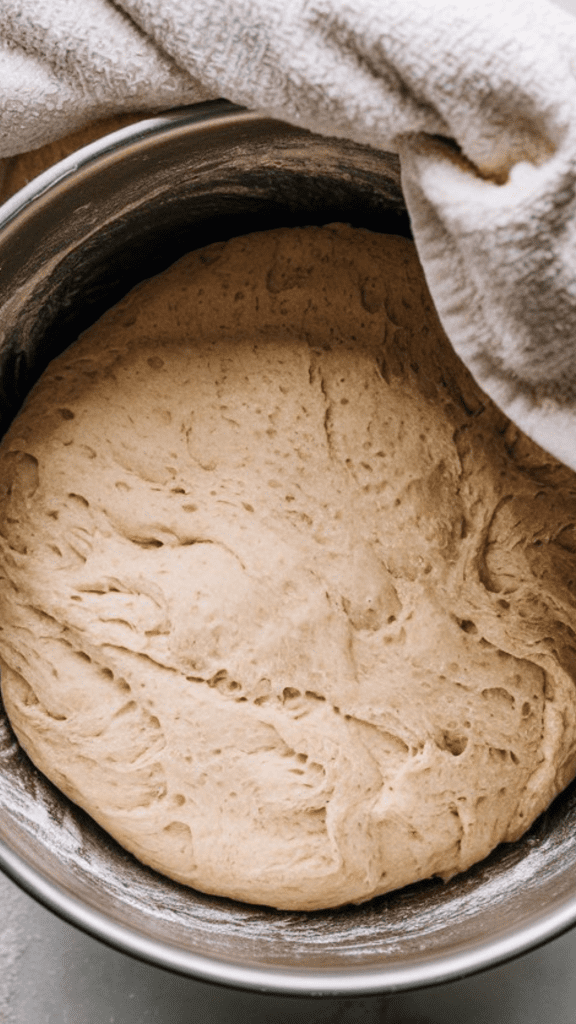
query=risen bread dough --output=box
[2,224,576,911]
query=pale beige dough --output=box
[1,224,576,910]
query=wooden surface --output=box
[0,113,149,205]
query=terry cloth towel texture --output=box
[1,0,576,468]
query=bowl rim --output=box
[3,827,576,996]
[0,100,252,231]
[2,100,576,997]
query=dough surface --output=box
[1,224,576,911]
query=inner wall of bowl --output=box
[2,106,576,991]
[0,109,410,436]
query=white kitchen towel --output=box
[2,0,576,469]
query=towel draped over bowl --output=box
[1,0,576,467]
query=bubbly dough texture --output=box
[2,225,576,911]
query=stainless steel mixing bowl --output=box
[1,100,576,997]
